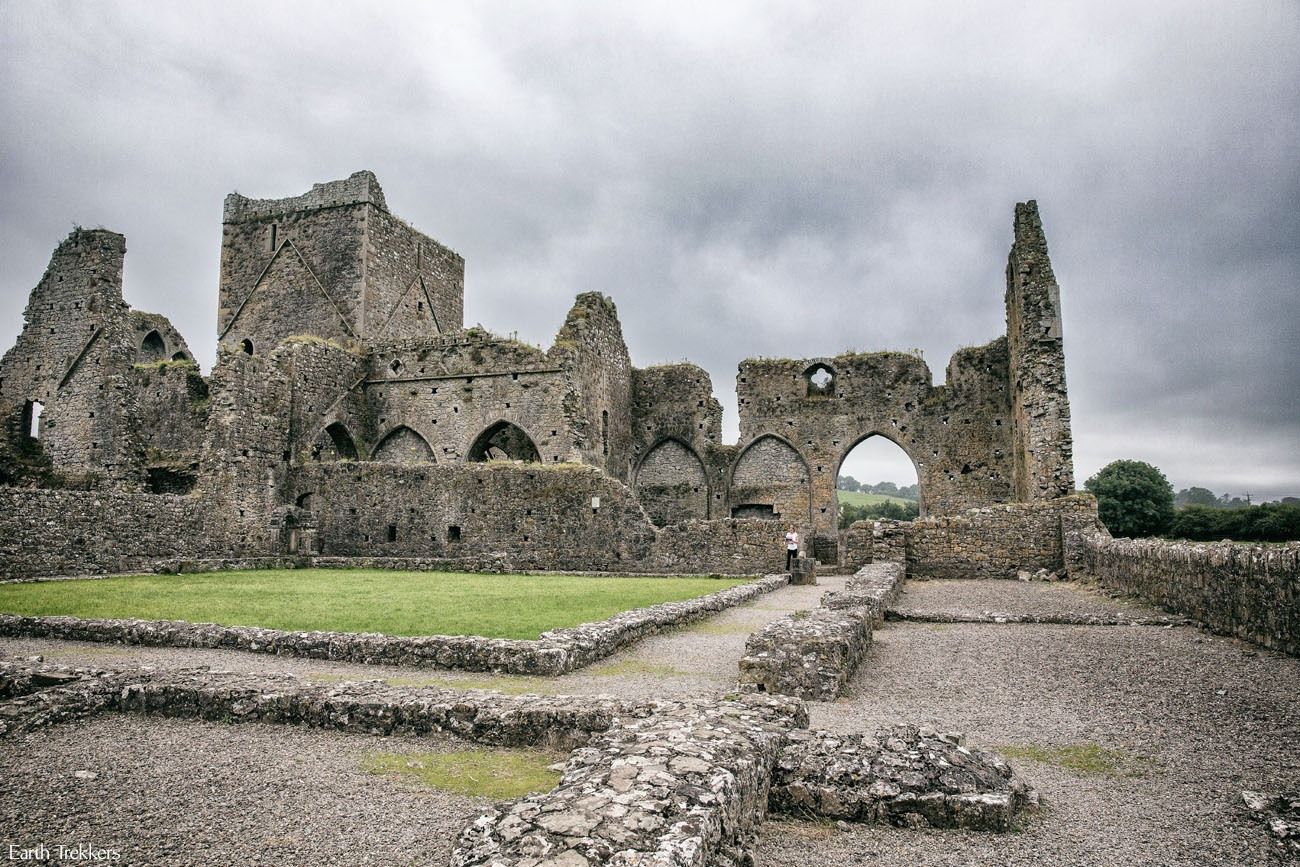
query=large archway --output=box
[836,433,922,528]
[634,437,709,526]
[312,422,359,461]
[467,421,540,463]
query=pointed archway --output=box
[634,437,709,525]
[372,425,435,464]
[836,433,922,526]
[467,421,540,463]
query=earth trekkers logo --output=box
[7,843,121,862]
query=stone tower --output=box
[217,171,464,355]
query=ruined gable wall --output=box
[0,229,144,487]
[364,331,570,464]
[364,209,464,340]
[630,363,724,523]
[1006,200,1074,500]
[129,311,193,362]
[548,294,633,481]
[736,344,1014,539]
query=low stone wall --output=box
[1077,536,1300,656]
[822,562,906,625]
[0,576,787,674]
[738,607,872,700]
[0,661,630,747]
[451,694,806,867]
[0,487,211,580]
[905,495,1100,580]
[770,725,1035,831]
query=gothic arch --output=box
[139,330,166,362]
[372,425,435,464]
[728,433,812,523]
[836,431,925,515]
[633,437,709,525]
[312,421,359,461]
[467,420,540,463]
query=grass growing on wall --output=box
[0,570,748,640]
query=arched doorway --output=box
[836,433,922,529]
[467,421,540,463]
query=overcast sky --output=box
[2,1,1296,499]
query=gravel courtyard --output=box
[2,576,1296,865]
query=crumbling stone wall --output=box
[129,311,192,363]
[735,340,1014,541]
[1077,536,1300,656]
[549,293,634,481]
[218,171,463,355]
[132,360,208,492]
[1006,201,1074,500]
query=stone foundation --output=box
[0,576,787,675]
[770,725,1035,831]
[738,607,872,700]
[451,694,806,867]
[821,561,906,625]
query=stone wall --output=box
[905,495,1100,579]
[739,607,873,700]
[0,487,209,578]
[1005,200,1074,501]
[1077,536,1300,656]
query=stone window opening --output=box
[805,364,835,397]
[140,330,166,362]
[23,400,44,439]
[171,351,189,362]
[296,492,315,510]
[390,358,403,374]
[447,525,461,543]
[468,421,541,463]
[601,410,609,456]
[268,224,278,251]
[240,338,254,355]
[387,524,398,542]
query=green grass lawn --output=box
[0,570,748,640]
[836,489,917,507]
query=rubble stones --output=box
[450,694,806,867]
[0,576,788,675]
[1241,790,1300,859]
[770,725,1035,831]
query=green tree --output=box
[1174,486,1218,508]
[1085,460,1175,537]
[837,475,861,492]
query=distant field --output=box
[837,490,917,507]
[0,570,747,640]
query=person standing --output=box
[784,525,800,571]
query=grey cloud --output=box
[2,0,1296,498]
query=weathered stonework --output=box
[1075,536,1300,656]
[821,561,907,624]
[738,607,872,700]
[451,693,806,867]
[770,725,1035,831]
[1,176,1080,589]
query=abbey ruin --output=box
[0,171,1080,578]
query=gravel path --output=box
[754,618,1300,866]
[0,714,488,866]
[888,578,1188,624]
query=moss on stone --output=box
[362,748,563,800]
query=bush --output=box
[839,500,920,528]
[1169,502,1300,542]
[1085,460,1174,537]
